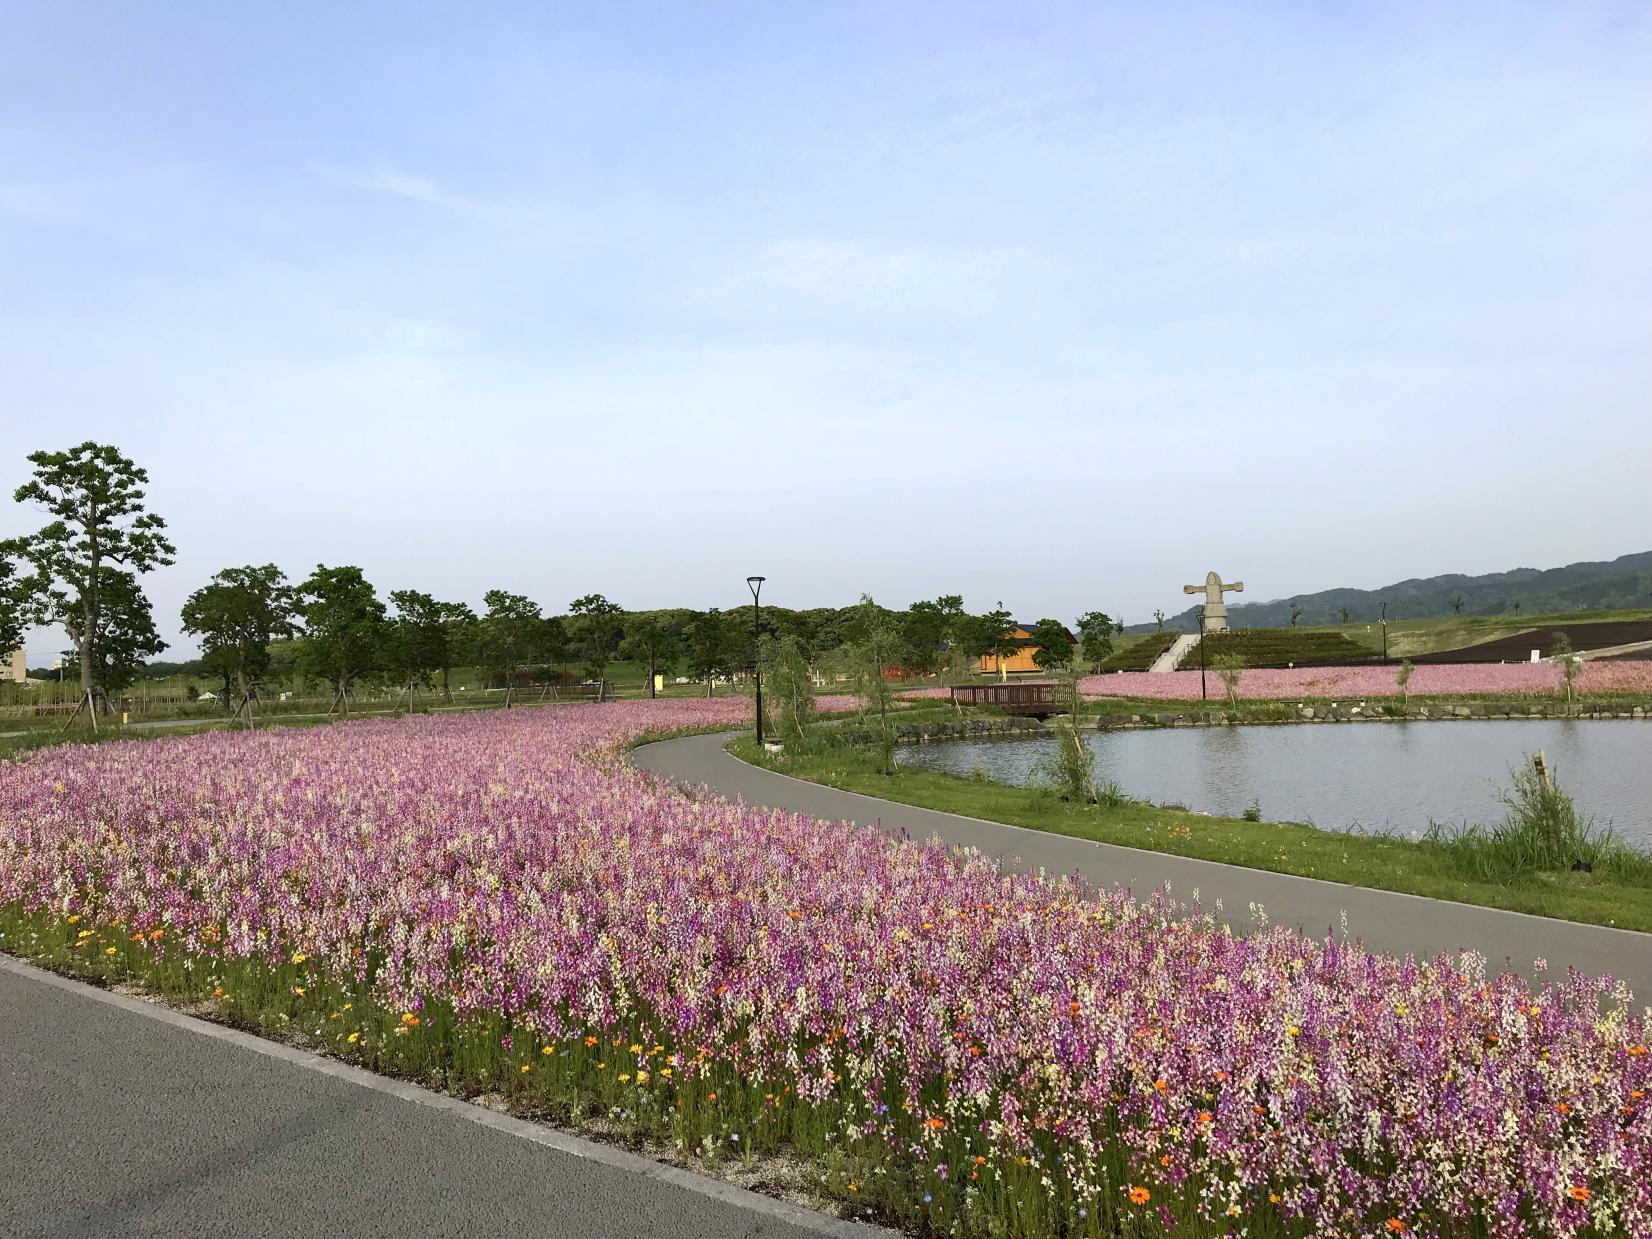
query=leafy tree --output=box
[899,599,948,677]
[761,631,816,741]
[65,568,164,696]
[296,565,387,714]
[10,442,175,721]
[1395,658,1414,710]
[1152,609,1165,632]
[1452,593,1465,615]
[1289,603,1304,627]
[386,589,460,710]
[436,601,478,700]
[686,608,736,697]
[1511,598,1522,614]
[537,615,571,678]
[1211,651,1244,710]
[1552,632,1580,712]
[980,603,1020,683]
[1028,618,1074,671]
[1339,607,1351,624]
[1074,611,1115,673]
[569,593,625,695]
[180,564,296,724]
[620,614,681,699]
[0,546,34,664]
[842,595,903,774]
[480,590,541,707]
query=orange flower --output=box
[1158,1154,1171,1167]
[1153,1078,1168,1093]
[1128,1186,1151,1206]
[924,1117,946,1130]
[1386,1220,1407,1234]
[1555,1102,1571,1116]
[973,1155,986,1165]
[1197,1110,1213,1124]
[1068,1001,1080,1015]
[707,1092,717,1102]
[1628,1045,1648,1057]
[1569,1186,1591,1202]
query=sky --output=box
[3,2,1650,660]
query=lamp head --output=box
[747,575,765,600]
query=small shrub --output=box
[1241,801,1263,823]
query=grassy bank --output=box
[729,729,1652,933]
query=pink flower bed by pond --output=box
[2,701,1647,1235]
[1082,661,1652,701]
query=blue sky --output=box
[4,3,1649,657]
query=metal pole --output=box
[1381,602,1389,664]
[1199,614,1208,701]
[747,576,766,745]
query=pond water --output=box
[895,720,1652,846]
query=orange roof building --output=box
[978,623,1077,676]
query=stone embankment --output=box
[893,700,1648,744]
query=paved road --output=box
[632,732,1652,999]
[0,961,878,1239]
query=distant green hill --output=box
[1131,550,1652,634]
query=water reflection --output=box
[896,719,1651,845]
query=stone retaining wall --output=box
[894,700,1648,744]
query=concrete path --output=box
[0,958,881,1239]
[632,732,1652,1000]
[1148,632,1199,673]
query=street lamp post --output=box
[1198,618,1208,701]
[747,576,766,746]
[1381,601,1389,664]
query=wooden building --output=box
[978,623,1077,676]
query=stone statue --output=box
[1183,571,1244,633]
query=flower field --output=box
[2,702,1649,1237]
[1082,661,1652,702]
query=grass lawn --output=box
[729,725,1652,933]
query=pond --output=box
[895,719,1652,846]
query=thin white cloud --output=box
[304,160,457,208]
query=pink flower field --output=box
[1,701,1647,1236]
[1082,660,1652,702]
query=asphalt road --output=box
[632,731,1652,999]
[0,961,880,1239]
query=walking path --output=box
[1148,632,1200,673]
[0,957,881,1239]
[632,732,1652,1000]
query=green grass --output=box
[1097,632,1179,671]
[1185,628,1380,668]
[729,731,1652,933]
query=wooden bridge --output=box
[949,682,1059,717]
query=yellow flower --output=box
[636,1070,649,1083]
[291,951,307,964]
[104,947,117,956]
[293,986,306,996]
[618,1073,632,1083]
[520,1065,531,1074]
[630,1043,643,1054]
[541,1046,554,1056]
[347,1032,360,1044]
[67,914,80,924]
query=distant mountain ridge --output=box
[1130,551,1652,634]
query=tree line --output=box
[0,443,1122,723]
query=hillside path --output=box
[632,732,1652,1000]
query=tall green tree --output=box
[686,608,735,697]
[981,603,1020,682]
[841,595,904,774]
[1028,618,1075,671]
[296,564,387,714]
[0,546,34,664]
[64,568,164,697]
[899,599,948,677]
[180,564,296,724]
[480,590,541,707]
[1074,611,1116,673]
[620,614,680,698]
[11,442,175,722]
[436,601,478,701]
[569,593,625,695]
[386,589,456,710]
[761,631,816,741]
